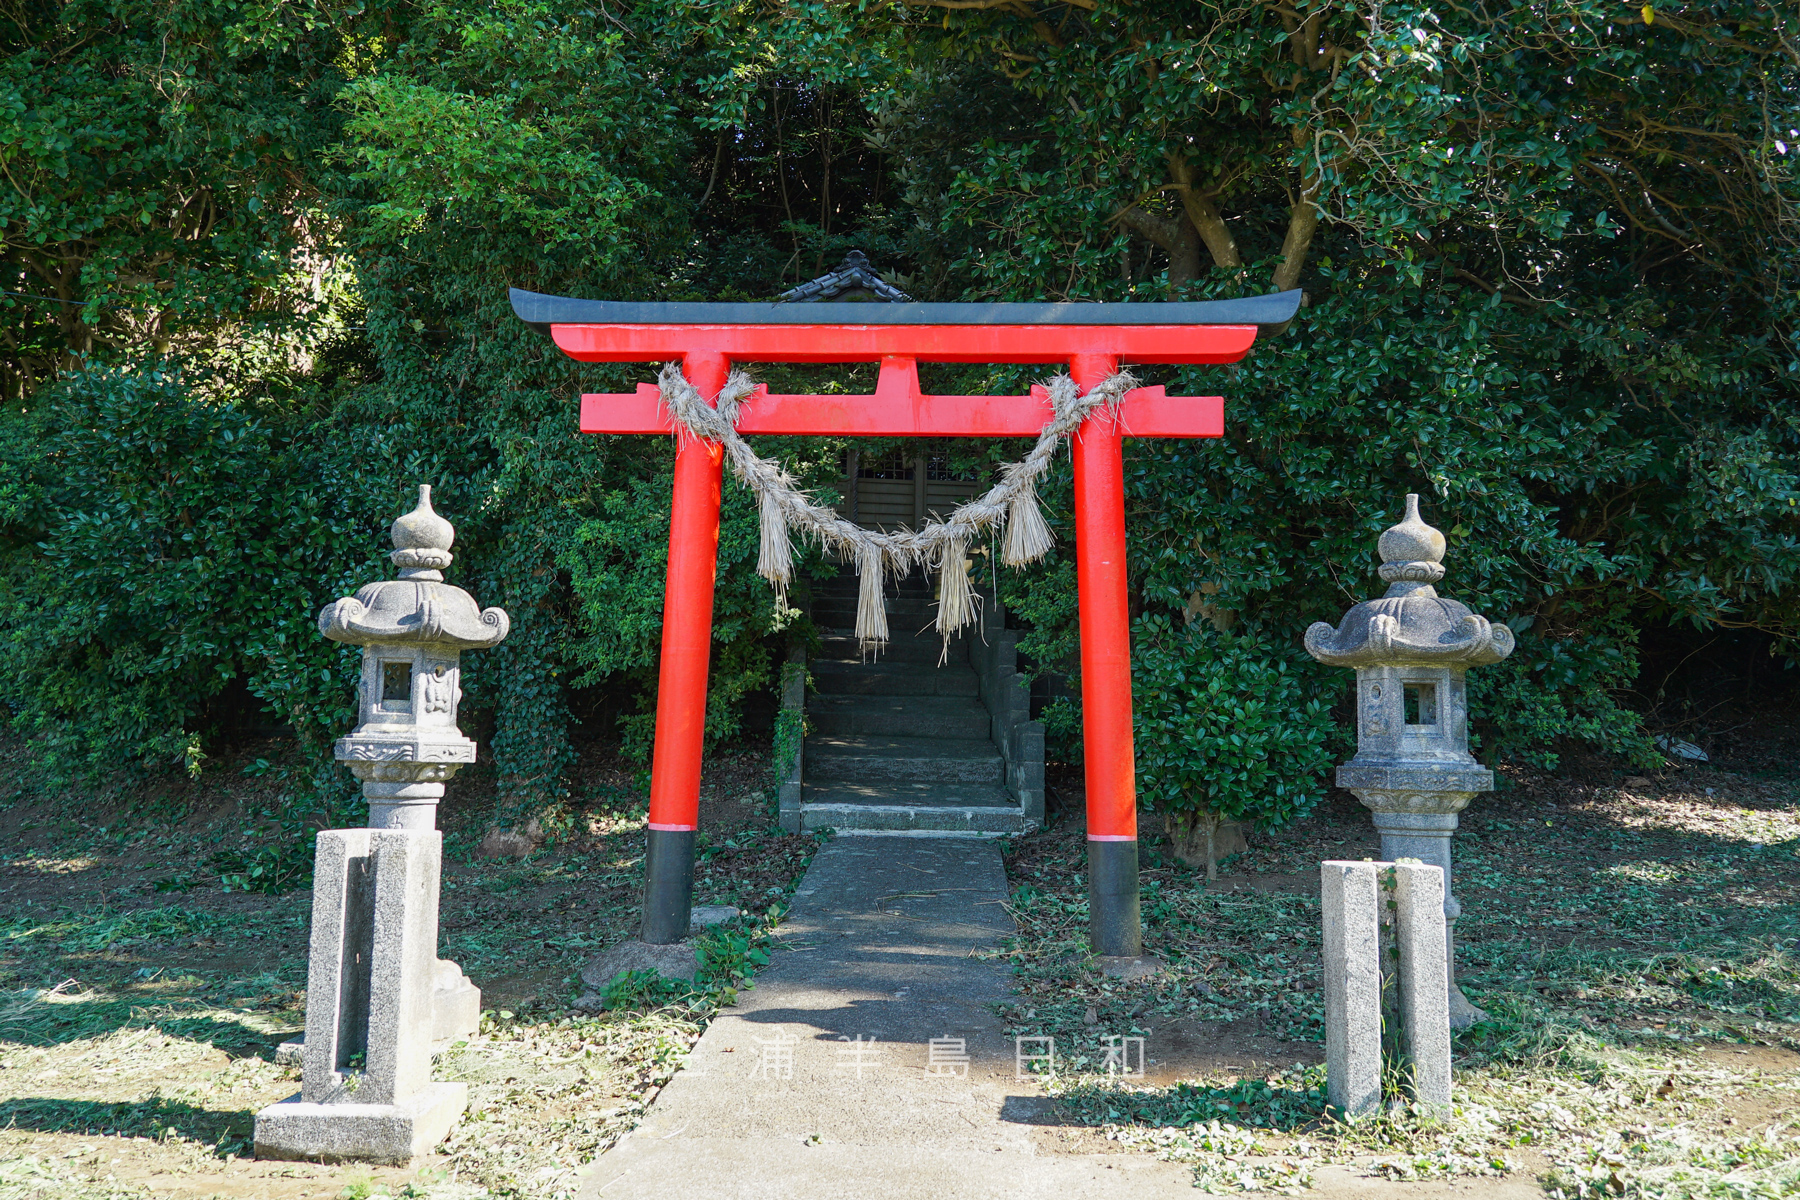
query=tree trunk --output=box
[1166,151,1242,272]
[1272,131,1322,294]
[1117,204,1202,289]
[1165,809,1249,879]
[1272,190,1319,293]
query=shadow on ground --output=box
[0,1095,253,1152]
[0,992,290,1056]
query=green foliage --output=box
[1038,696,1083,766]
[561,474,784,762]
[590,920,773,1013]
[333,0,692,288]
[1132,616,1340,830]
[594,968,687,1013]
[1053,1072,1329,1132]
[0,0,1794,810]
[2,906,251,954]
[906,0,1800,765]
[208,833,315,896]
[0,0,359,394]
[1469,643,1660,772]
[0,364,375,786]
[691,922,773,1001]
[772,661,807,781]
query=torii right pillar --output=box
[1070,353,1141,958]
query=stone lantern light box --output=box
[1305,493,1514,1028]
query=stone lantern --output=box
[1304,494,1514,1028]
[254,486,507,1164]
[318,484,509,829]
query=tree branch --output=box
[900,0,1096,10]
[1271,127,1321,293]
[1166,150,1241,271]
[1116,204,1202,288]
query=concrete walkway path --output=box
[577,834,1196,1199]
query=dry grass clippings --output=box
[1000,762,1799,1195]
[0,742,818,1200]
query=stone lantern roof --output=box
[318,485,510,649]
[1303,494,1514,668]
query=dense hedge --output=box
[2,0,1795,834]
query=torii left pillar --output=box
[640,350,728,944]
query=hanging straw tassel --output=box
[757,490,793,603]
[1001,476,1054,567]
[935,536,977,653]
[854,543,888,650]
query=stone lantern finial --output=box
[390,484,456,578]
[317,485,509,828]
[1304,494,1511,670]
[1377,493,1446,587]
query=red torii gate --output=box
[513,287,1299,958]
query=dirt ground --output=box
[1,701,1796,1199]
[989,703,1800,1197]
[0,742,811,1200]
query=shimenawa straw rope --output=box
[654,362,1136,653]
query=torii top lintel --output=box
[511,287,1299,438]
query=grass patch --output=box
[2,905,272,956]
[0,741,819,1199]
[1000,771,1800,1193]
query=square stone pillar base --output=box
[254,1081,468,1165]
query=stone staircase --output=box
[789,570,1042,836]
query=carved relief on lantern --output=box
[420,663,457,715]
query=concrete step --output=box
[800,788,1030,835]
[816,634,966,665]
[812,613,945,638]
[810,600,935,620]
[813,573,934,600]
[803,781,1017,808]
[810,659,980,697]
[804,734,1005,785]
[801,568,1014,833]
[807,695,990,739]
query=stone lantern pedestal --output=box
[255,486,509,1164]
[1305,494,1514,1029]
